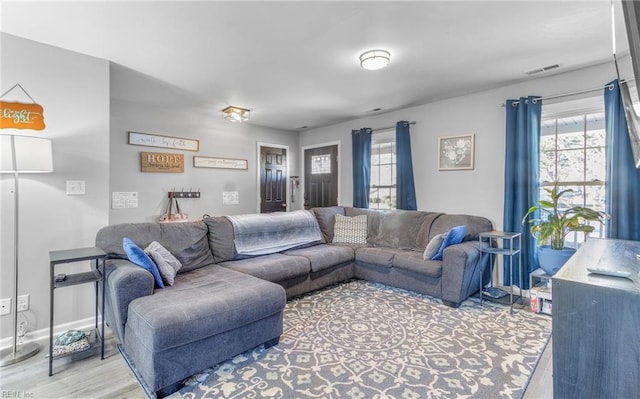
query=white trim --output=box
[0,316,96,351]
[256,142,290,213]
[301,141,341,206]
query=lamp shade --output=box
[0,135,53,173]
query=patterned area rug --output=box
[173,280,551,399]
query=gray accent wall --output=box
[109,65,301,225]
[299,62,617,232]
[1,33,110,340]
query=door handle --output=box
[281,203,287,207]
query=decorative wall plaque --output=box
[140,152,184,173]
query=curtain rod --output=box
[371,121,416,133]
[500,78,636,107]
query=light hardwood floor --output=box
[1,322,554,399]
[0,334,145,399]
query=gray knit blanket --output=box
[225,210,322,256]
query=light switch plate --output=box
[0,298,11,316]
[66,180,86,195]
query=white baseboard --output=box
[0,317,97,351]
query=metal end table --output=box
[478,231,522,314]
[49,247,107,376]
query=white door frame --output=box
[256,142,290,213]
[300,140,341,207]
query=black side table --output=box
[478,231,522,314]
[48,247,107,376]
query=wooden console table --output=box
[553,238,640,399]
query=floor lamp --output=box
[0,135,53,366]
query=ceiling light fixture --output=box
[222,106,250,122]
[359,49,391,70]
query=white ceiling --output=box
[0,1,627,131]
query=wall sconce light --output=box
[359,49,391,70]
[222,106,250,122]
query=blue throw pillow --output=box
[123,237,165,288]
[431,225,466,261]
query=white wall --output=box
[0,34,110,341]
[109,66,301,224]
[300,62,619,230]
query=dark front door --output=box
[304,144,338,209]
[260,146,287,213]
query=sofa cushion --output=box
[333,214,368,245]
[415,212,446,250]
[429,214,492,242]
[367,209,430,250]
[96,221,215,273]
[145,241,182,286]
[123,238,165,289]
[432,225,466,261]
[344,207,385,244]
[311,206,345,243]
[125,266,285,352]
[393,251,443,278]
[284,244,355,273]
[219,253,310,282]
[204,216,239,263]
[423,233,445,260]
[354,247,398,268]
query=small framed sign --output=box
[128,131,199,152]
[140,152,184,173]
[438,134,475,170]
[193,156,248,170]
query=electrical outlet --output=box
[0,298,11,316]
[17,294,29,312]
[66,180,86,195]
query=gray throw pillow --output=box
[423,233,446,260]
[145,241,182,286]
[333,214,368,245]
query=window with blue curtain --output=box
[352,128,372,208]
[396,121,417,210]
[605,79,640,241]
[503,96,541,289]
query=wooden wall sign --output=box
[140,152,184,173]
[0,101,46,130]
[193,156,248,170]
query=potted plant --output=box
[522,182,609,275]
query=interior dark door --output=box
[260,146,287,213]
[304,145,338,209]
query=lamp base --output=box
[0,342,40,367]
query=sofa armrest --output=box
[440,241,486,305]
[103,258,154,344]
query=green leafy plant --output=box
[522,182,609,250]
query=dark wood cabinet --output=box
[553,238,640,399]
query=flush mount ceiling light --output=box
[222,106,250,122]
[359,49,391,70]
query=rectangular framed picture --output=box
[438,134,475,170]
[193,156,248,170]
[128,131,199,152]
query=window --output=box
[369,130,396,209]
[311,154,331,174]
[540,107,606,247]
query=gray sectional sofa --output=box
[95,206,492,398]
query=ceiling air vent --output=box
[525,64,560,75]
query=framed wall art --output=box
[438,134,475,170]
[128,131,199,152]
[193,156,248,170]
